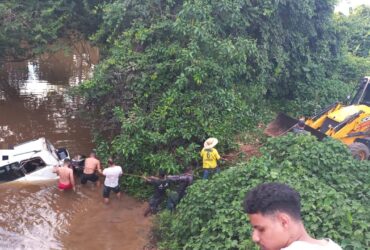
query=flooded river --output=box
[0,41,151,249]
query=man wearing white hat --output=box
[200,137,221,179]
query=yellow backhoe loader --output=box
[265,76,370,160]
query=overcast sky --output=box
[335,0,370,15]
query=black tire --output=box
[348,142,370,160]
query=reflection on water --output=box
[0,182,76,249]
[0,41,154,249]
[0,40,99,249]
[0,40,98,155]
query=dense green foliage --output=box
[336,5,370,58]
[156,134,370,250]
[1,0,369,199]
[0,0,100,61]
[2,2,369,182]
[1,1,370,248]
[333,5,370,85]
[272,5,370,115]
[77,0,360,181]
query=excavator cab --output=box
[350,77,370,105]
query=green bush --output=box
[76,0,347,189]
[261,134,369,204]
[156,135,370,250]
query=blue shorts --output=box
[203,167,220,179]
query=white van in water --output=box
[0,138,69,182]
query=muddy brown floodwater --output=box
[62,185,151,250]
[0,40,151,249]
[0,181,151,250]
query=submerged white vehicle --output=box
[0,138,69,182]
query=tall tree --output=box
[337,5,370,58]
[331,5,370,84]
[0,0,101,62]
[79,0,346,176]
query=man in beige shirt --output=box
[81,151,102,186]
[53,159,75,191]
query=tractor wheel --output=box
[348,142,370,160]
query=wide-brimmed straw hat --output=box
[204,137,219,149]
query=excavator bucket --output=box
[265,112,327,140]
[264,113,298,137]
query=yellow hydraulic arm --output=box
[306,103,342,129]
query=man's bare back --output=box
[54,160,75,191]
[58,167,74,184]
[80,152,102,186]
[84,156,101,174]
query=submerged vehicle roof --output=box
[0,137,61,167]
[0,138,70,183]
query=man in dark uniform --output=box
[166,167,193,212]
[143,169,171,216]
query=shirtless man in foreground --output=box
[53,159,75,191]
[81,151,102,186]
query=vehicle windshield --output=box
[351,78,370,105]
[46,139,58,159]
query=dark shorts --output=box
[81,173,99,184]
[167,191,179,211]
[103,185,120,198]
[149,194,165,213]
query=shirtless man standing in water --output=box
[53,159,75,191]
[81,151,102,186]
